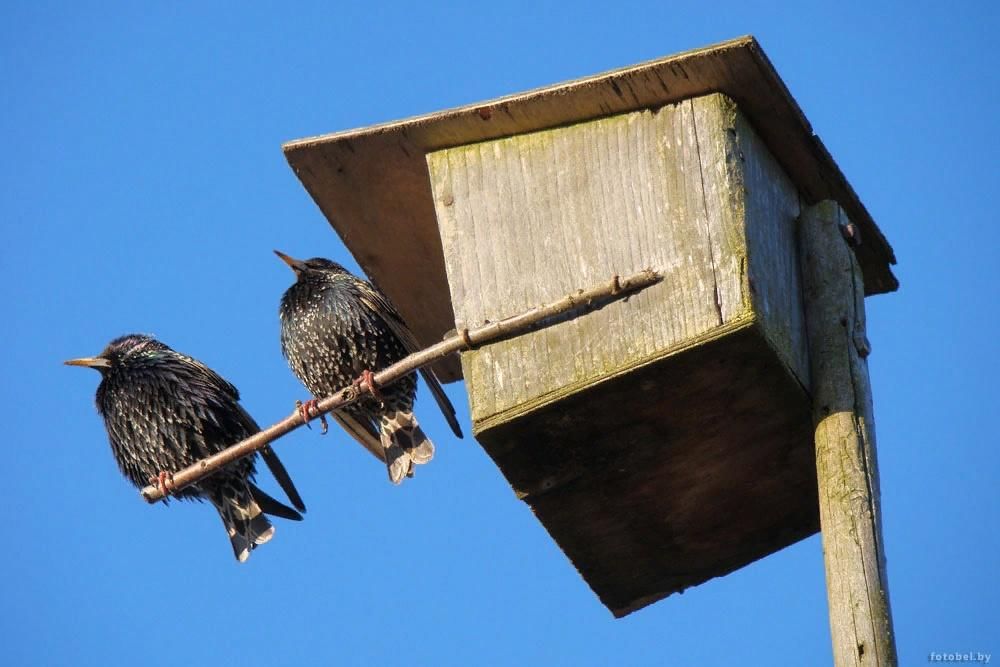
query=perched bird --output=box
[65,334,306,562]
[275,252,463,483]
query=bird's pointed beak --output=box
[64,356,111,369]
[274,250,306,275]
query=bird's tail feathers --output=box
[381,411,434,484]
[209,485,275,562]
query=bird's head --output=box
[274,251,349,280]
[65,334,167,373]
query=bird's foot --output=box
[149,471,175,498]
[354,369,383,403]
[296,398,328,434]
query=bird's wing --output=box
[358,285,464,439]
[170,352,307,513]
[258,445,307,513]
[416,366,463,438]
[249,483,303,521]
[234,402,307,513]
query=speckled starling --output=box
[66,334,306,562]
[275,252,463,484]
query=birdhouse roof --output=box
[283,35,897,382]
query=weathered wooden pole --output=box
[799,200,897,666]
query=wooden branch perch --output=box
[141,269,662,502]
[799,200,897,665]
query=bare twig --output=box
[141,269,662,502]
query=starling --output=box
[275,252,463,483]
[66,334,306,562]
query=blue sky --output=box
[2,2,997,665]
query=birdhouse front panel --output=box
[429,92,807,426]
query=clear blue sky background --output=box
[2,2,996,665]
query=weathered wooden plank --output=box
[689,95,746,324]
[736,104,810,387]
[283,37,897,385]
[431,98,736,421]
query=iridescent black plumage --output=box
[276,252,462,483]
[66,334,306,562]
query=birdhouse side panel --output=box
[735,109,809,388]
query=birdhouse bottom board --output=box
[473,322,817,616]
[428,92,819,616]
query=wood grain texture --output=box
[800,201,897,665]
[736,104,810,388]
[283,37,897,385]
[430,93,810,424]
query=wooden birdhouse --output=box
[283,36,897,617]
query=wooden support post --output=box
[799,201,897,666]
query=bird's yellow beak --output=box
[64,356,111,369]
[274,250,306,274]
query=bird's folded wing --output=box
[359,290,464,439]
